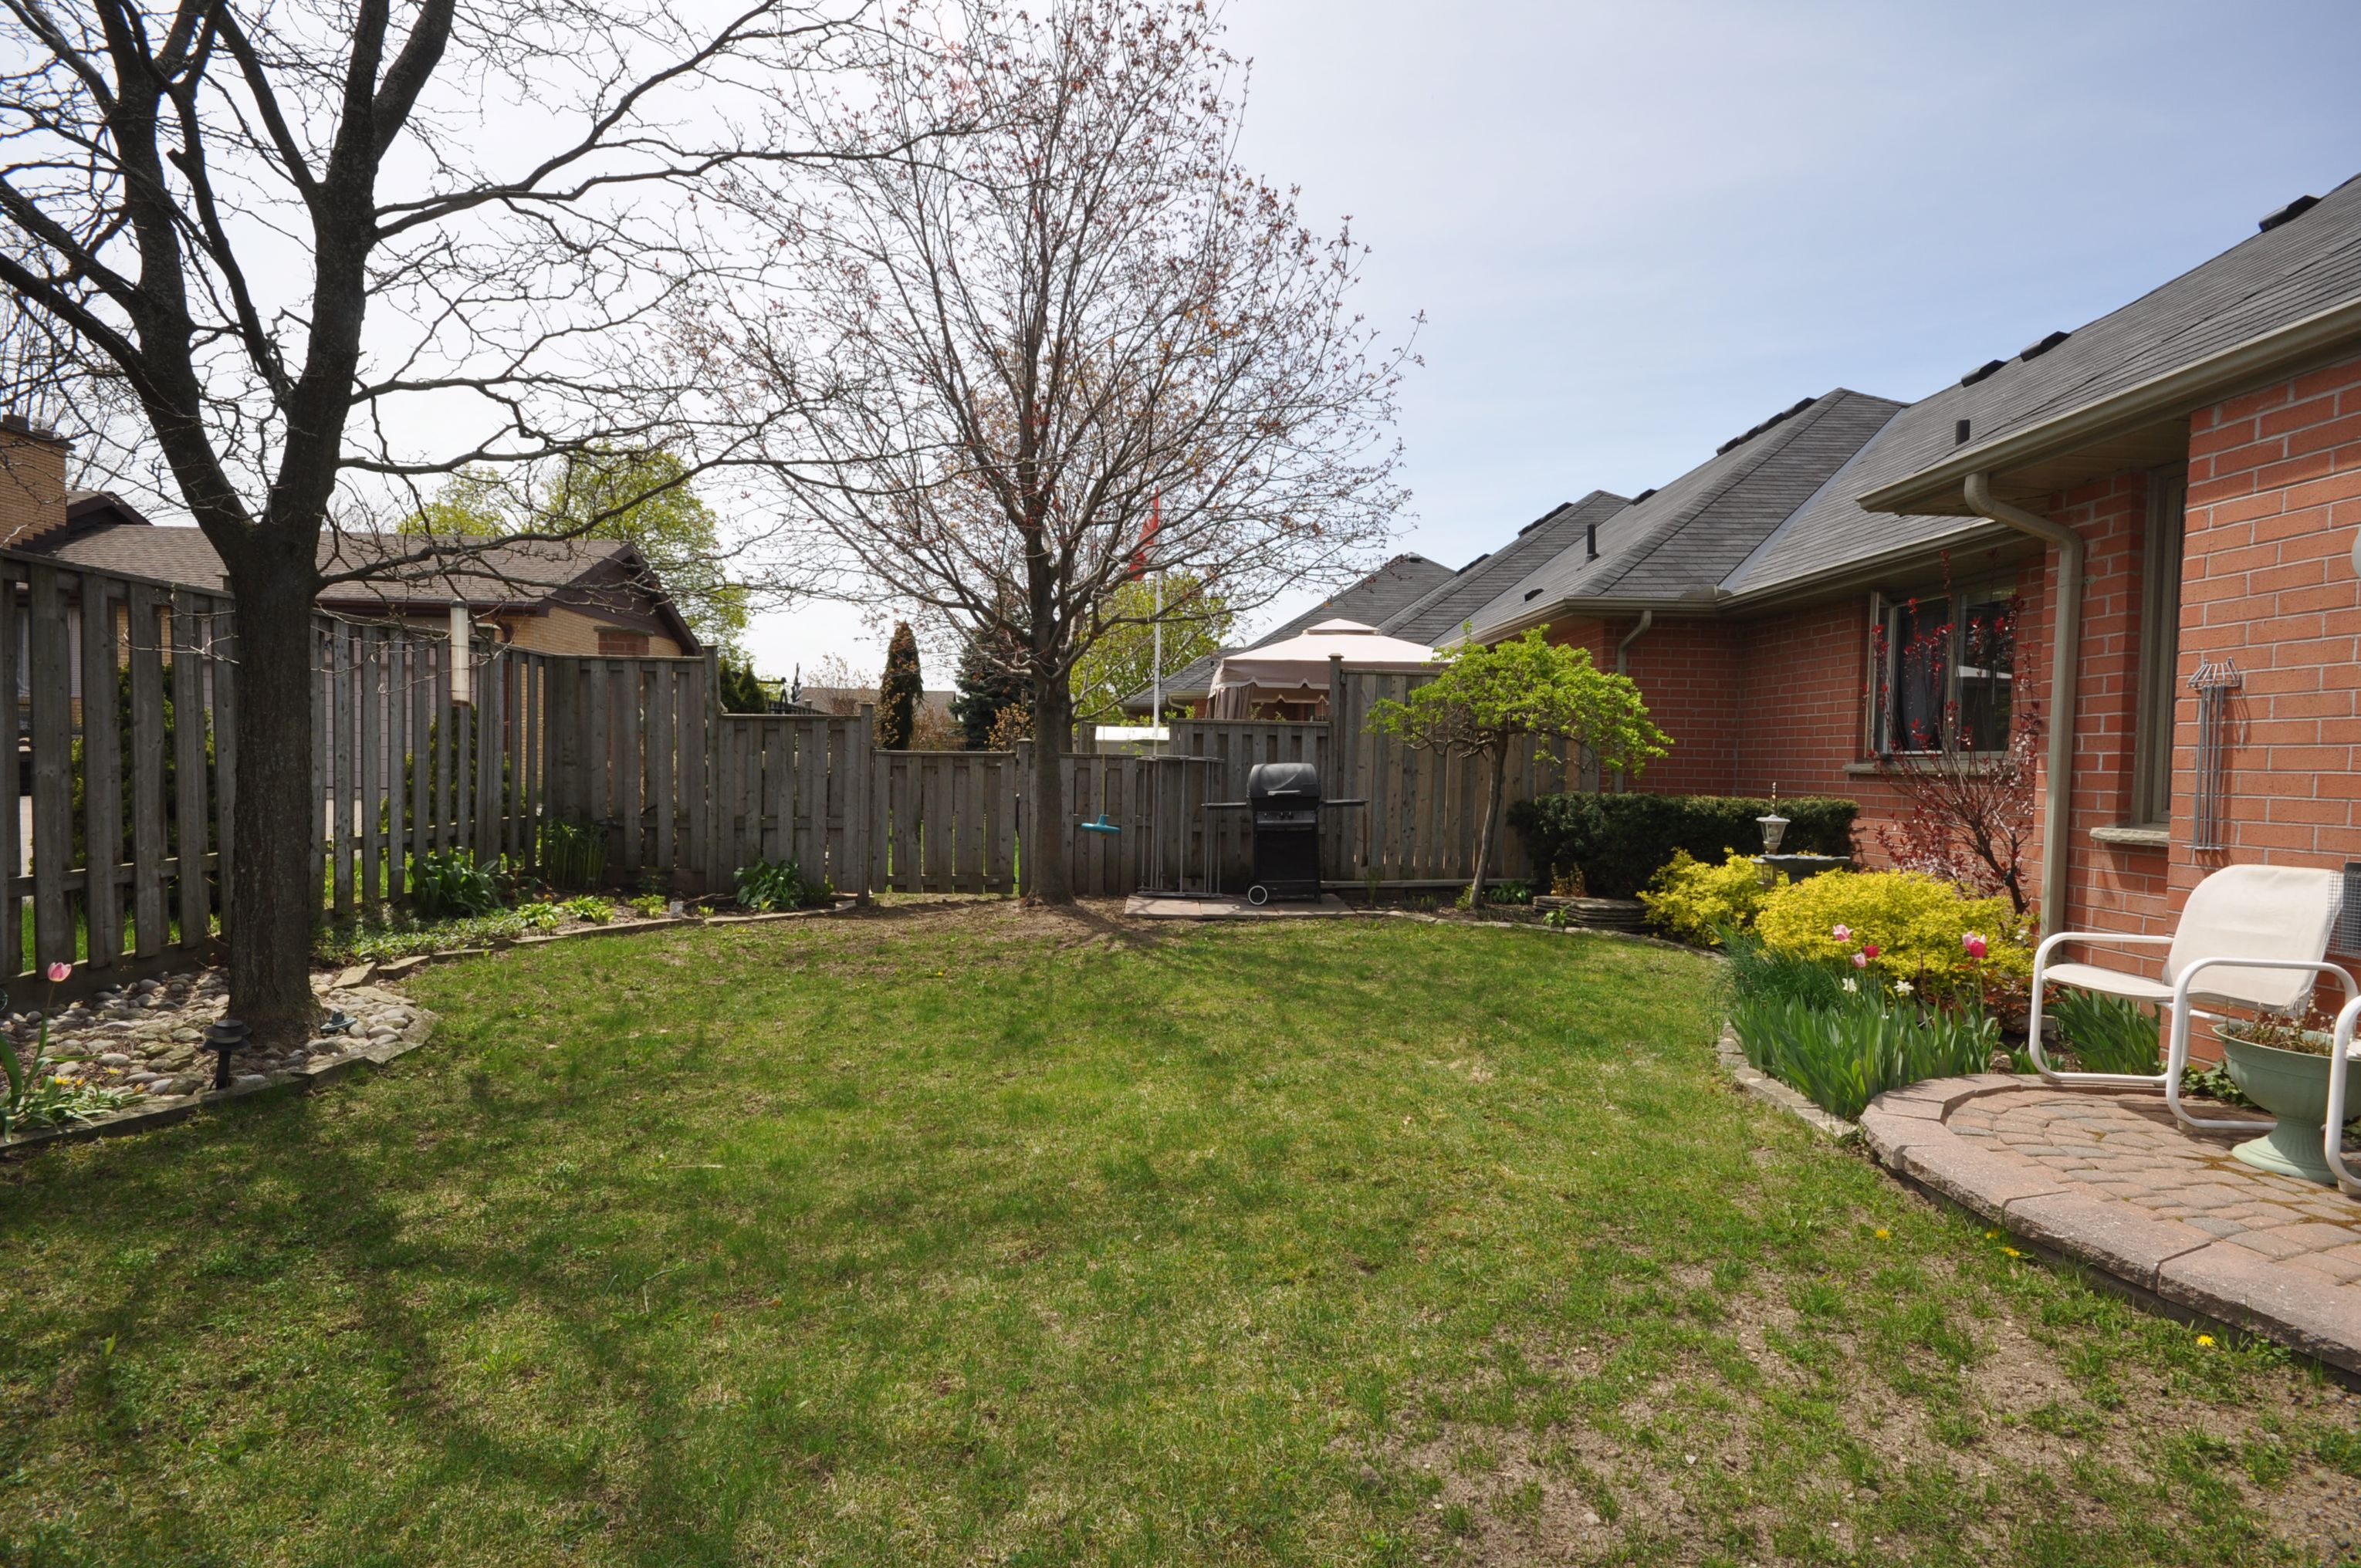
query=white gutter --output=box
[1964,473,2080,935]
[1611,610,1655,794]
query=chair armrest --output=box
[2033,930,2173,970]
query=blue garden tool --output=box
[1077,813,1121,835]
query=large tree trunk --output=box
[1027,675,1074,904]
[224,554,323,1049]
[1466,745,1507,909]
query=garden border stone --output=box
[2,993,438,1159]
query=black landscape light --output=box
[204,1019,249,1091]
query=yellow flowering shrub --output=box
[1754,869,2032,981]
[1637,850,1777,946]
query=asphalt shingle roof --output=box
[1869,172,2361,509]
[1378,491,1629,645]
[31,523,638,606]
[1465,389,1906,637]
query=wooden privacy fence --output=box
[313,619,548,918]
[540,654,717,888]
[5,553,236,992]
[12,556,1602,999]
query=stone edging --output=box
[1713,1024,1859,1141]
[2,995,438,1158]
[1859,1076,2361,1377]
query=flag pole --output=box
[1148,491,1163,755]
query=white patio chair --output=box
[2026,863,2354,1132]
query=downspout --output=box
[1611,611,1654,794]
[1964,472,2081,936]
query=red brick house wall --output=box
[2166,353,2361,918]
[1523,350,2361,970]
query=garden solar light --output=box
[204,1019,249,1091]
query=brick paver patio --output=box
[1859,1074,2361,1374]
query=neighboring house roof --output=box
[1378,491,1629,645]
[1865,174,2361,515]
[1120,552,1454,711]
[1466,389,1907,639]
[22,522,702,651]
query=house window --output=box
[598,628,651,657]
[2130,470,2187,827]
[1871,590,2016,755]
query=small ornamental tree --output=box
[877,623,924,751]
[1370,629,1670,906]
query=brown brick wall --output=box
[502,607,683,660]
[0,427,69,549]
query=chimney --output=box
[1585,523,1598,561]
[0,416,70,549]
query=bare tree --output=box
[694,0,1412,902]
[0,0,869,1042]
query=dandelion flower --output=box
[1874,1228,1890,1240]
[2197,1333,2216,1348]
[2002,1246,2022,1259]
[1985,1229,2000,1240]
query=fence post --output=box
[847,701,874,904]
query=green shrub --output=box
[1754,870,2031,985]
[735,858,834,913]
[411,847,503,920]
[1732,991,1999,1120]
[1639,850,1778,945]
[1507,792,1857,899]
[2047,989,2162,1076]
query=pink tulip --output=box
[1831,924,1852,941]
[1963,932,1988,960]
[45,961,69,984]
[1851,951,1869,968]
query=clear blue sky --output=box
[746,0,2361,682]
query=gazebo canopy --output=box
[1205,620,1435,718]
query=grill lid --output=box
[1246,761,1321,809]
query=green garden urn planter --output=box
[2218,1028,2361,1184]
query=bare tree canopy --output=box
[691,0,1415,901]
[0,0,872,1040]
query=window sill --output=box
[1842,756,2005,777]
[2090,823,2171,850]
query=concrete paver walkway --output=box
[1861,1075,2361,1374]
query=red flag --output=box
[1128,492,1159,581]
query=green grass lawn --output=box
[4,907,2357,1567]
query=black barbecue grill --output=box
[1202,762,1366,904]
